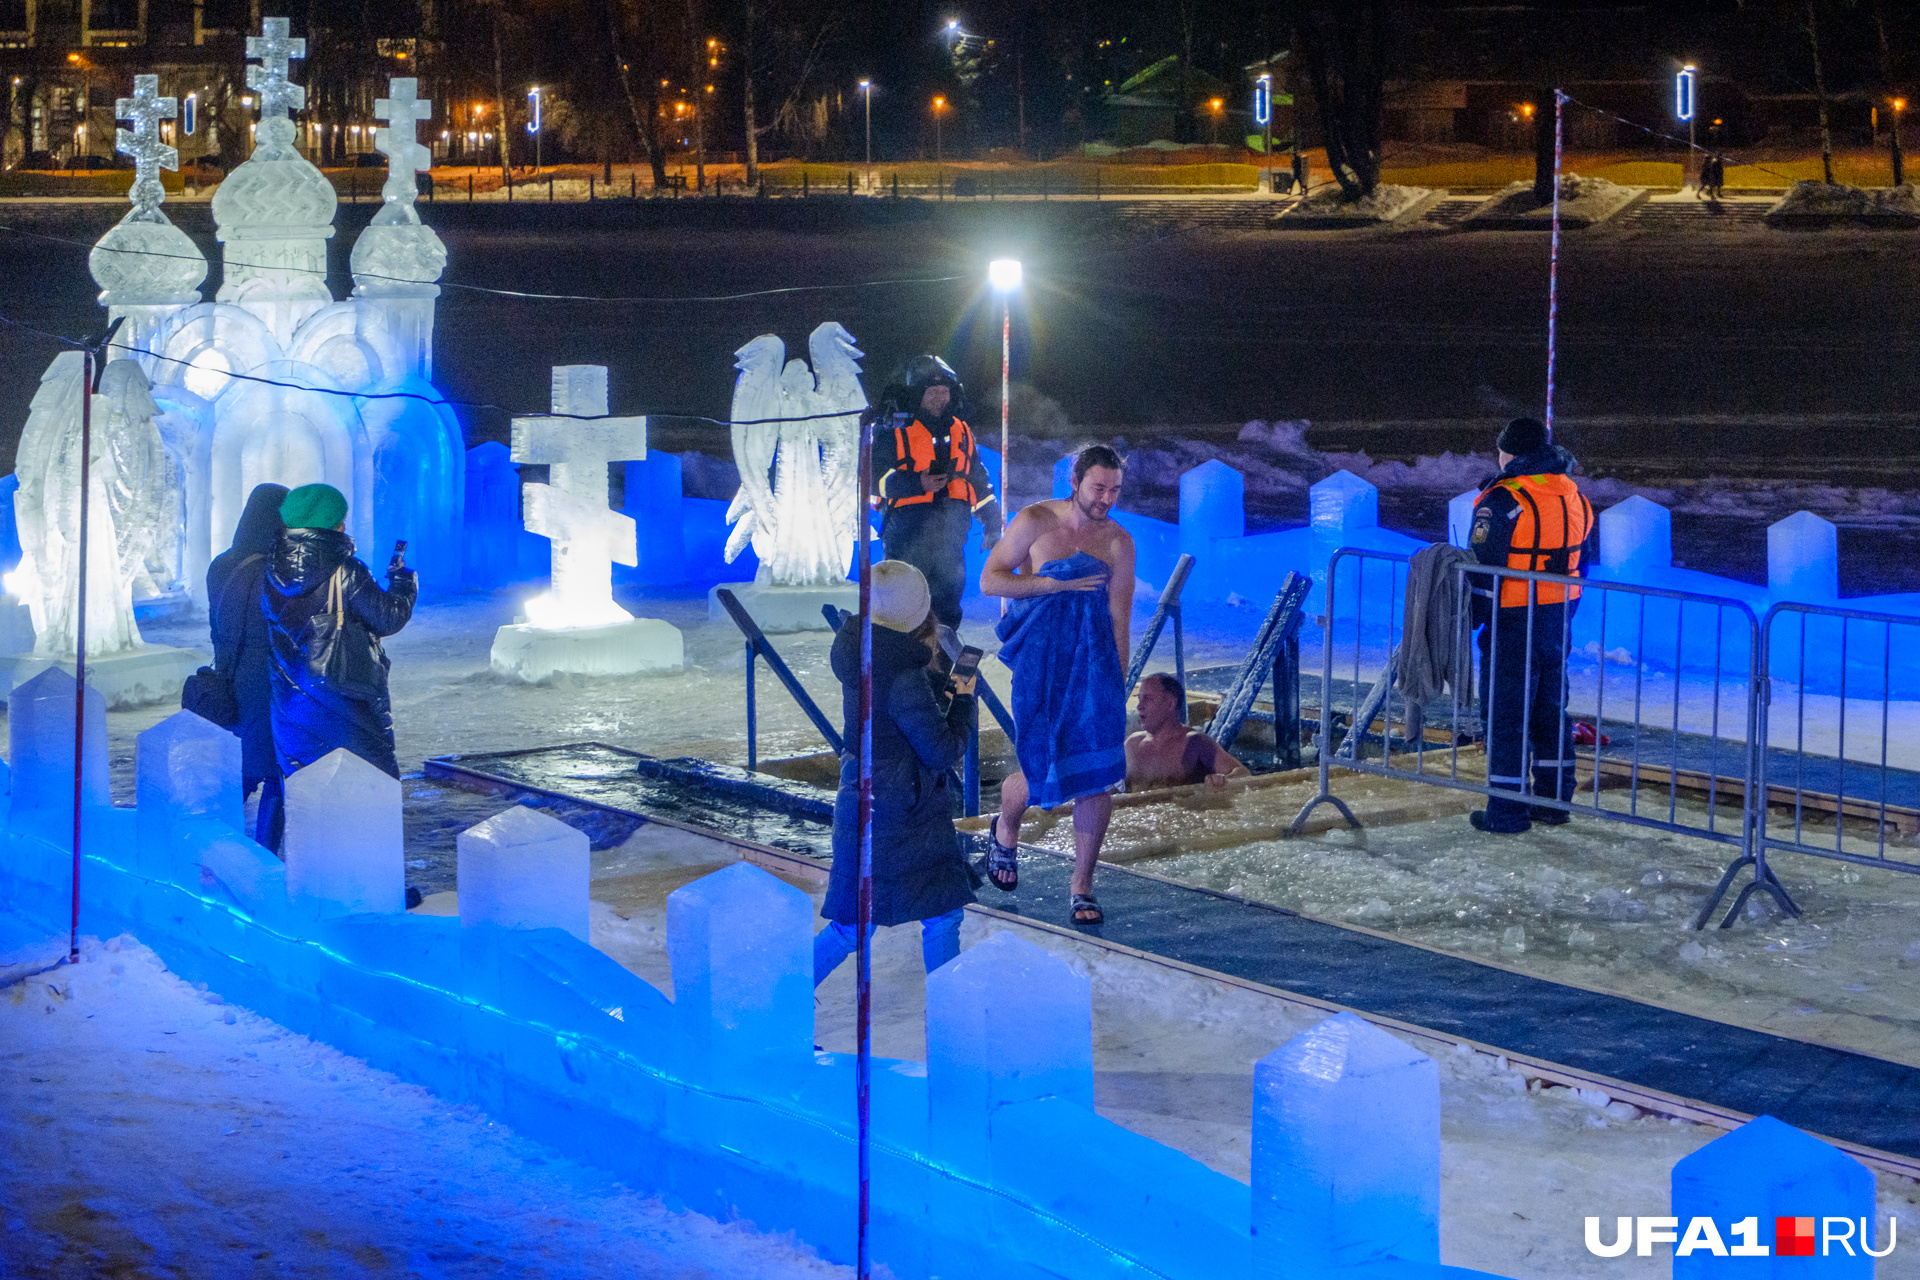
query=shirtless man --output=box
[1125,673,1250,791]
[980,445,1136,925]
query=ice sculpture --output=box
[90,75,207,359]
[54,33,466,604]
[1179,459,1244,597]
[709,324,865,631]
[284,747,404,916]
[1671,1115,1874,1277]
[1769,510,1839,604]
[135,709,242,877]
[3,356,201,706]
[7,667,107,847]
[489,366,684,680]
[457,806,589,941]
[1253,1010,1439,1272]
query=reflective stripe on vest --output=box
[889,415,981,508]
[1477,472,1593,608]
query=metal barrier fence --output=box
[1289,549,1777,928]
[1750,602,1920,904]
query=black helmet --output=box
[895,354,965,412]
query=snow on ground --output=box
[0,928,851,1280]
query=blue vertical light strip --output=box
[1253,78,1270,128]
[1675,67,1696,123]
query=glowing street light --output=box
[988,258,1022,565]
[932,94,947,172]
[527,85,543,171]
[859,80,874,186]
[1676,63,1698,187]
[1892,96,1907,187]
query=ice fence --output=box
[0,698,1880,1277]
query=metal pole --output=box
[70,349,93,963]
[1544,89,1564,438]
[1000,295,1011,618]
[855,403,876,1280]
[865,86,872,187]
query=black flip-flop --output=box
[1070,894,1103,926]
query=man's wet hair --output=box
[1072,444,1125,486]
[1142,671,1184,702]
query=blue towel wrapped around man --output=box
[994,551,1128,809]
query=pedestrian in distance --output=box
[1466,417,1595,834]
[262,484,417,787]
[815,560,979,985]
[981,444,1135,926]
[871,355,1004,650]
[206,481,289,850]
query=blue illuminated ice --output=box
[457,805,590,941]
[8,667,107,846]
[667,861,813,1092]
[1768,510,1839,605]
[135,708,242,877]
[1253,1010,1439,1272]
[283,747,403,916]
[1671,1114,1874,1278]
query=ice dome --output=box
[90,212,208,306]
[212,118,337,243]
[350,221,447,295]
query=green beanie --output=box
[280,483,349,531]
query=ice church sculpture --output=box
[5,26,465,707]
[709,323,866,632]
[489,365,685,681]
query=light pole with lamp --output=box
[527,84,542,172]
[988,257,1021,615]
[859,79,872,190]
[932,95,946,190]
[1676,63,1697,189]
[1254,73,1272,192]
[1892,97,1906,188]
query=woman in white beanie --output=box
[815,560,980,984]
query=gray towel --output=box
[1395,543,1477,739]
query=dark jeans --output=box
[1477,601,1578,826]
[246,774,286,854]
[882,499,974,629]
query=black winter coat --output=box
[263,528,417,779]
[822,619,977,928]
[207,482,287,786]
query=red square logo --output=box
[1776,1217,1817,1257]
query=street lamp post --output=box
[1676,63,1698,189]
[1893,97,1907,188]
[1255,73,1272,192]
[527,85,543,172]
[933,95,946,187]
[860,80,872,190]
[988,257,1022,617]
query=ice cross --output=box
[246,18,307,120]
[511,366,650,630]
[374,77,433,214]
[115,75,178,218]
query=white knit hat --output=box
[869,560,931,633]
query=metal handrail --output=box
[715,588,844,770]
[1125,553,1196,707]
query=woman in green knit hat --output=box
[261,483,418,804]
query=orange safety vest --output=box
[887,415,983,508]
[1477,472,1593,608]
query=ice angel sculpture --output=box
[723,323,867,588]
[10,355,175,658]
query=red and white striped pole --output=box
[69,347,94,964]
[854,407,875,1280]
[1544,89,1565,438]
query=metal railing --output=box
[1203,571,1312,768]
[1125,554,1195,713]
[1289,549,1776,928]
[1751,601,1920,889]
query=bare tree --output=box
[1288,0,1393,200]
[1804,0,1837,183]
[742,1,837,181]
[606,0,671,187]
[491,0,514,185]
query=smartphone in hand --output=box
[950,645,984,693]
[390,540,408,574]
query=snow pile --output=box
[1291,181,1436,223]
[1468,176,1643,227]
[1770,180,1875,220]
[0,931,851,1279]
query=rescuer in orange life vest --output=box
[1467,415,1596,834]
[872,355,1004,641]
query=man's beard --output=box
[1074,492,1113,520]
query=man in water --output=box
[1125,673,1250,791]
[980,445,1135,926]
